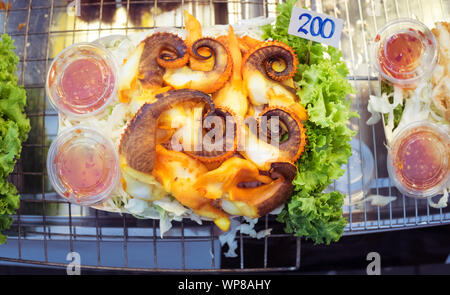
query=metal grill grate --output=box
[0,0,449,272]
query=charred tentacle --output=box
[191,38,231,81]
[242,41,298,81]
[185,107,238,164]
[258,106,307,162]
[253,162,297,216]
[221,160,297,218]
[138,33,188,88]
[119,89,214,173]
[163,37,233,93]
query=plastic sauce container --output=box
[331,139,375,205]
[387,121,449,198]
[46,43,118,118]
[47,126,120,205]
[372,18,438,89]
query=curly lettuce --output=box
[0,34,30,244]
[263,0,357,244]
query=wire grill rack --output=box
[0,0,449,272]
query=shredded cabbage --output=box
[367,80,449,143]
[218,217,272,258]
[428,188,449,209]
[367,79,449,208]
[350,194,397,207]
[153,197,190,217]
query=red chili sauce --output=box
[391,127,448,192]
[378,31,424,80]
[58,57,115,114]
[54,136,116,199]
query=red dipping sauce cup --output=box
[47,126,120,205]
[46,43,118,118]
[372,18,438,89]
[387,121,449,198]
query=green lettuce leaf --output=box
[0,34,30,245]
[0,118,21,179]
[0,182,19,216]
[279,190,347,245]
[0,34,20,84]
[0,81,30,141]
[264,0,357,244]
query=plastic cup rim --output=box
[45,42,119,119]
[46,125,120,206]
[372,18,438,86]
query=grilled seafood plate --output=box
[60,11,308,232]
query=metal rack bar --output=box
[382,0,393,231]
[240,218,244,269]
[343,0,366,230]
[264,215,268,268]
[0,256,297,272]
[181,220,186,270]
[95,210,102,266]
[210,223,215,268]
[153,219,158,268]
[123,215,128,267]
[359,0,381,229]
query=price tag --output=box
[288,7,344,48]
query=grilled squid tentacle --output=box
[242,161,297,216]
[193,157,297,218]
[258,106,307,162]
[242,41,306,121]
[239,106,306,170]
[163,37,233,93]
[184,107,238,164]
[222,161,297,218]
[119,89,214,174]
[152,144,230,232]
[243,41,298,82]
[138,33,189,89]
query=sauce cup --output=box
[372,18,438,89]
[46,42,118,119]
[387,121,449,198]
[47,126,120,205]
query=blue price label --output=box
[288,7,343,48]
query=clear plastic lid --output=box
[328,139,375,204]
[387,121,449,198]
[372,18,438,88]
[47,126,120,206]
[46,42,118,119]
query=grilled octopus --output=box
[163,37,233,93]
[118,30,232,102]
[242,41,308,122]
[117,16,310,227]
[119,32,189,102]
[119,89,214,173]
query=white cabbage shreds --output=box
[366,92,396,125]
[367,80,450,143]
[393,81,432,137]
[153,197,190,217]
[366,85,403,142]
[218,217,272,258]
[428,187,449,209]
